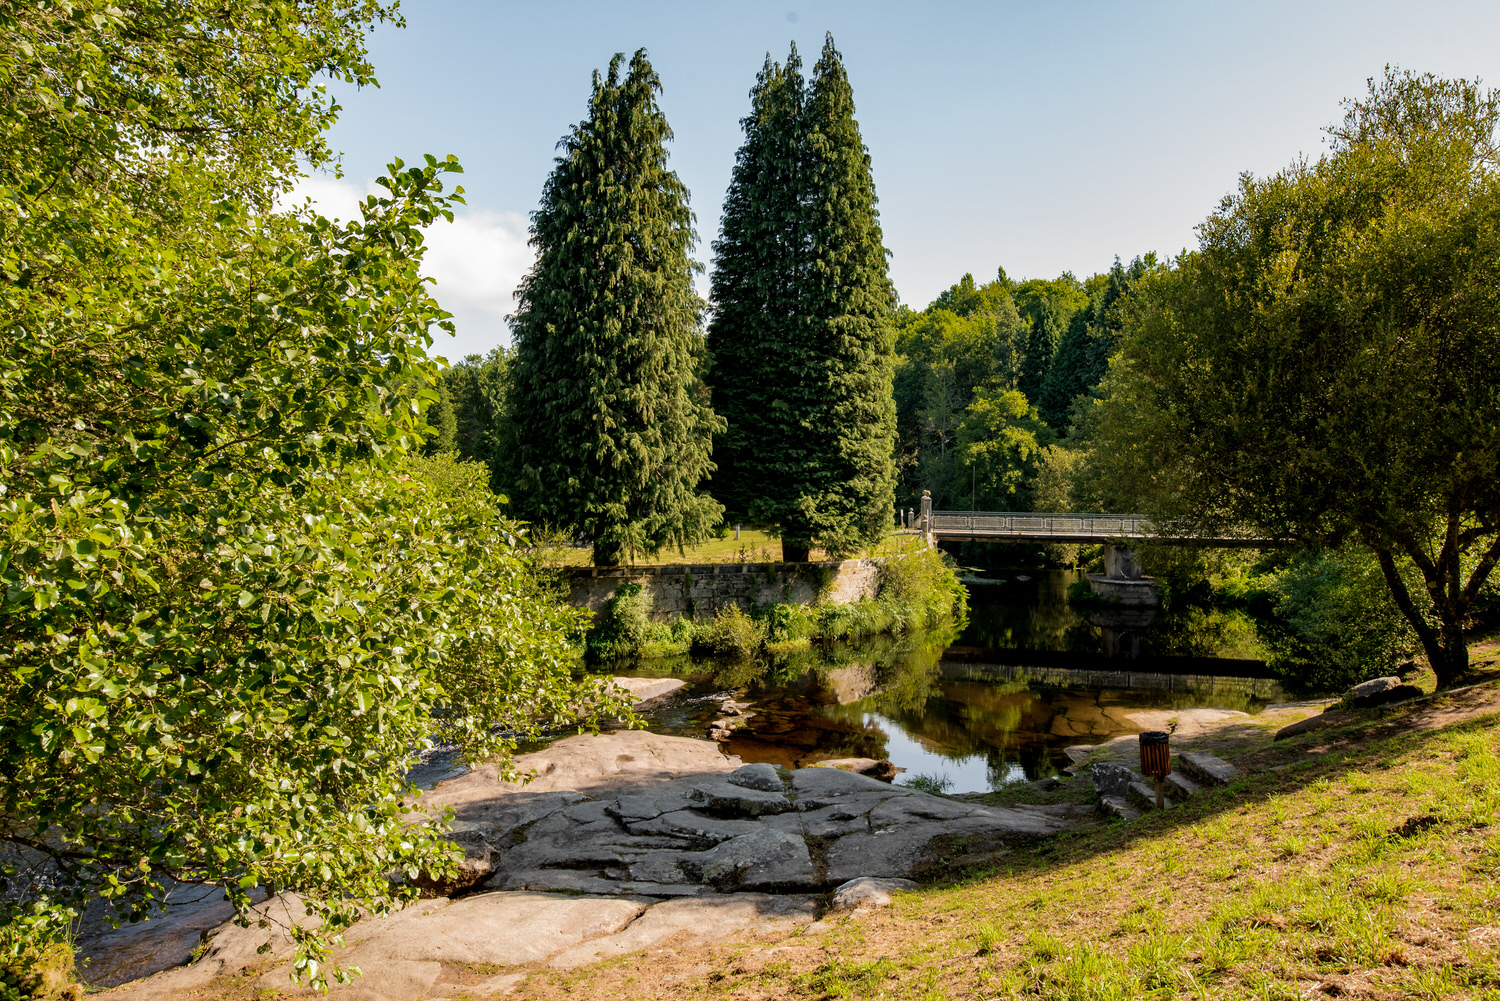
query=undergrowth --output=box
[584,545,967,663]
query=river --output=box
[610,568,1292,793]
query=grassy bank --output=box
[542,528,903,568]
[507,661,1500,1000]
[584,541,967,662]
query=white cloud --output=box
[280,174,534,361]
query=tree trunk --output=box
[781,539,811,563]
[593,538,624,568]
[1374,547,1468,687]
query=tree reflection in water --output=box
[608,571,1288,793]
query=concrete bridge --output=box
[897,490,1272,607]
[897,491,1266,547]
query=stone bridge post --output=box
[920,490,934,547]
[1088,543,1158,605]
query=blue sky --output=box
[294,1,1500,360]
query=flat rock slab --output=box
[1177,751,1240,786]
[611,676,688,704]
[547,893,817,970]
[426,730,740,807]
[101,732,1080,996]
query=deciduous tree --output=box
[1099,70,1500,686]
[0,1,623,983]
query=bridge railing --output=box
[928,510,1150,537]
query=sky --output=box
[290,1,1500,361]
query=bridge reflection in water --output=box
[939,649,1288,705]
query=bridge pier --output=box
[1087,544,1159,606]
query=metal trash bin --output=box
[1138,730,1171,808]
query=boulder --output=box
[1089,761,1143,798]
[1274,708,1352,741]
[828,876,917,913]
[810,757,900,781]
[693,829,817,889]
[1346,676,1424,708]
[686,778,793,816]
[610,676,687,704]
[409,828,495,896]
[726,762,784,792]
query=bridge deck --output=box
[925,511,1268,547]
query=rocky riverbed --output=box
[101,730,1084,1000]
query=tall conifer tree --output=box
[708,35,897,561]
[511,51,723,566]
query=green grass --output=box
[541,529,928,567]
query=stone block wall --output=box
[563,559,884,622]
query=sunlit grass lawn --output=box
[538,529,929,567]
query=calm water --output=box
[608,570,1291,794]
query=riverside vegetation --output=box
[5,2,1500,999]
[582,542,968,663]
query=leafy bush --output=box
[1256,546,1415,689]
[0,4,628,968]
[875,546,969,631]
[0,903,74,1001]
[765,602,815,644]
[692,604,767,659]
[586,582,655,660]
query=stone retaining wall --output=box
[563,558,884,622]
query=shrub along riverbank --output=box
[583,545,968,662]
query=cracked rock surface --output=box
[434,732,1068,896]
[102,732,1075,1000]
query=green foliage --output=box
[956,387,1054,510]
[1013,276,1087,405]
[764,602,815,644]
[1037,256,1159,431]
[1099,69,1500,684]
[510,50,723,567]
[900,772,954,794]
[0,2,627,985]
[875,545,970,633]
[586,583,655,661]
[420,379,459,455]
[692,604,768,659]
[0,902,73,1001]
[892,286,1026,508]
[707,35,898,559]
[1255,547,1415,689]
[440,348,514,494]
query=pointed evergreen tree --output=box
[510,50,723,566]
[703,49,805,522]
[1018,297,1063,403]
[708,35,897,561]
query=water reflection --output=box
[612,599,1290,793]
[959,568,1267,662]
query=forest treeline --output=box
[422,65,1500,696]
[425,255,1155,519]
